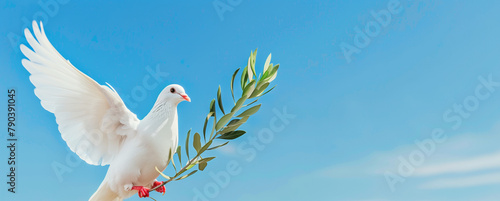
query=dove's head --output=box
[158,84,191,104]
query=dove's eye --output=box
[170,88,176,93]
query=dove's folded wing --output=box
[20,21,139,166]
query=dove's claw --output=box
[152,181,166,194]
[132,186,150,198]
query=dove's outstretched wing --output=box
[20,21,139,166]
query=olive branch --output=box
[150,49,279,194]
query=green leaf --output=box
[237,104,261,117]
[155,166,170,180]
[185,161,197,170]
[218,130,247,140]
[197,140,213,156]
[203,112,214,141]
[176,170,198,181]
[185,129,191,160]
[261,63,273,80]
[255,78,267,89]
[258,85,276,97]
[267,64,279,82]
[217,86,225,115]
[251,50,257,78]
[170,149,177,172]
[233,116,249,126]
[263,53,271,73]
[219,126,238,135]
[241,65,248,86]
[210,114,217,140]
[175,157,207,177]
[231,96,248,113]
[242,80,256,98]
[243,98,259,107]
[207,141,229,150]
[231,68,240,103]
[215,112,234,131]
[175,166,189,177]
[218,117,249,134]
[226,119,240,126]
[193,133,201,153]
[241,66,248,89]
[247,53,253,81]
[176,146,182,166]
[250,82,269,98]
[247,50,257,81]
[209,99,216,113]
[198,162,207,171]
[198,156,216,163]
[166,148,173,166]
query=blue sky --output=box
[2,0,500,200]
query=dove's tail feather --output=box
[89,181,122,201]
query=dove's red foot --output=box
[132,186,150,198]
[152,181,166,194]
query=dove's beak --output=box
[180,93,191,102]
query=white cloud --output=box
[351,200,391,201]
[216,143,237,155]
[316,122,500,191]
[350,200,391,201]
[414,151,500,177]
[420,172,500,189]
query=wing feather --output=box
[20,21,139,165]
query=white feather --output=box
[20,21,139,166]
[21,21,188,201]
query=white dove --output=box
[20,21,190,200]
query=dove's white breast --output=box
[105,103,179,197]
